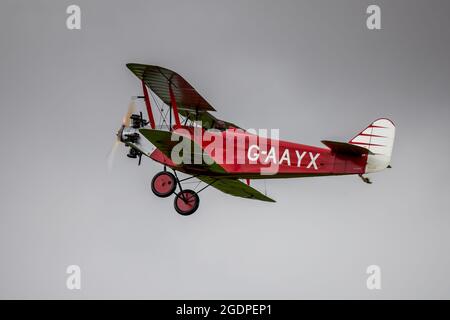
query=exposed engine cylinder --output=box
[127,147,140,159]
[120,127,140,143]
[130,113,148,129]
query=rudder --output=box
[349,118,395,173]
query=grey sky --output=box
[0,0,449,299]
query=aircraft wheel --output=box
[174,189,200,216]
[151,171,177,198]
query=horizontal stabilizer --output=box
[321,140,374,156]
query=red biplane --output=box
[109,64,395,216]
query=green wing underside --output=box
[178,109,242,130]
[197,176,276,203]
[139,129,180,158]
[139,128,226,174]
[139,128,275,202]
[127,63,215,111]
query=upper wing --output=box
[197,176,276,203]
[127,63,214,111]
[127,63,242,130]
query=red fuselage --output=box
[150,126,367,179]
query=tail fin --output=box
[349,118,396,173]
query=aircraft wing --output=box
[197,176,276,203]
[139,128,227,174]
[127,63,242,130]
[127,63,214,111]
[139,128,180,159]
[178,109,242,130]
[139,128,274,202]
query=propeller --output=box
[107,100,136,171]
[122,100,136,127]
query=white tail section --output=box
[349,118,395,173]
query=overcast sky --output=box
[1,0,449,299]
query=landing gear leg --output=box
[172,171,200,216]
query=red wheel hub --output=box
[174,189,200,216]
[154,174,174,194]
[176,192,196,212]
[151,171,176,198]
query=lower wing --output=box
[197,176,275,203]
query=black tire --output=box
[174,189,200,216]
[151,171,177,198]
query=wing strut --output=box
[142,80,156,129]
[168,84,181,128]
